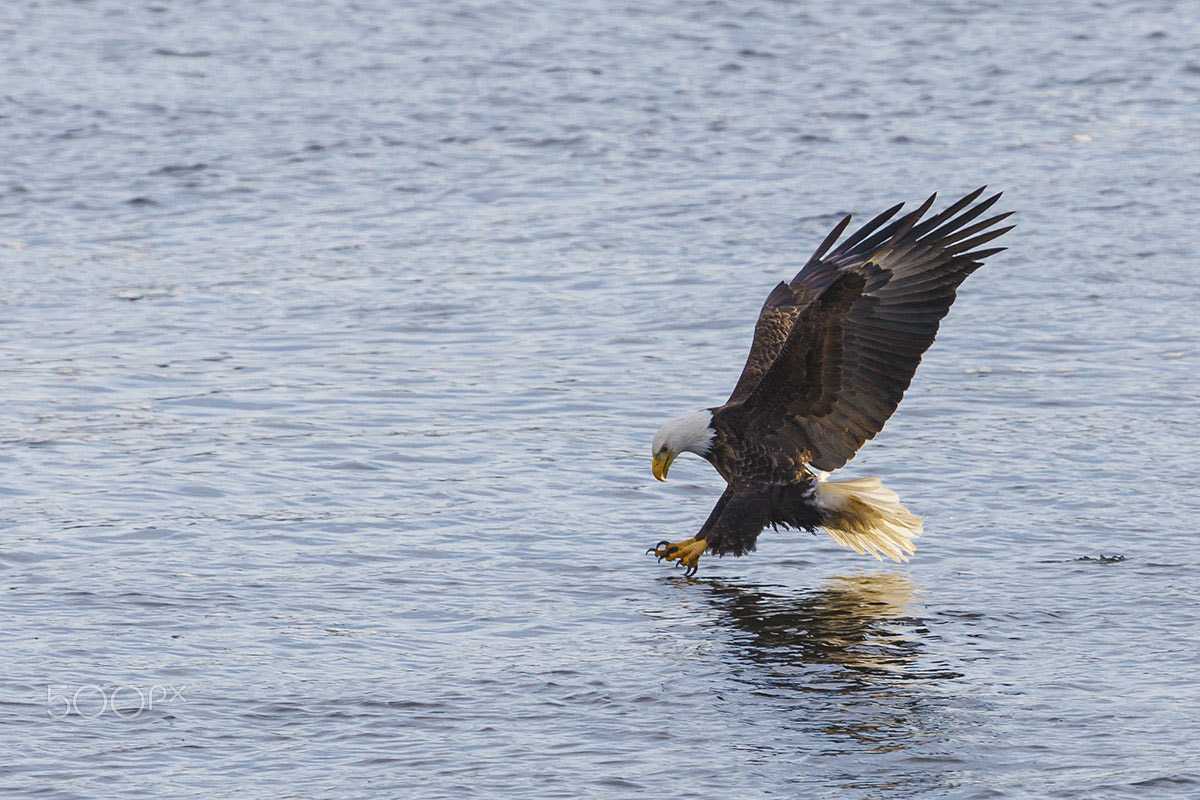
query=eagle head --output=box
[651,410,715,481]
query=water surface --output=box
[3,1,1200,797]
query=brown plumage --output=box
[650,188,1013,575]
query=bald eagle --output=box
[649,188,1012,576]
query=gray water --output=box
[3,1,1200,797]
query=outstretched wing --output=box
[725,200,908,404]
[734,188,1013,471]
[726,188,1008,407]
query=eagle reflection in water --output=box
[694,572,962,793]
[705,573,925,676]
[701,573,959,753]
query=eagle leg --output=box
[647,537,708,576]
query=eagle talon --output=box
[647,537,707,575]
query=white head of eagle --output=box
[651,410,715,481]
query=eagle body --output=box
[702,416,824,556]
[650,188,1013,575]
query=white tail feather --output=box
[811,471,923,563]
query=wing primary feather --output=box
[885,264,981,296]
[960,246,1007,261]
[838,217,910,263]
[876,194,937,255]
[806,214,853,265]
[936,211,1015,248]
[904,186,987,239]
[944,225,1016,255]
[834,202,906,253]
[923,192,1004,240]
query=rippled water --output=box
[3,1,1200,797]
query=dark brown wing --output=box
[725,201,908,404]
[733,188,1013,471]
[726,188,1009,407]
[724,281,807,404]
[740,269,870,421]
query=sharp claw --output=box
[649,540,703,576]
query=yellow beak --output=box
[652,451,674,482]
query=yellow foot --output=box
[647,537,708,577]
